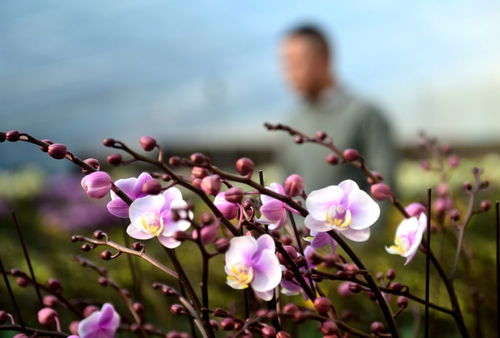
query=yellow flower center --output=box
[226,262,254,289]
[325,205,351,230]
[141,212,164,236]
[388,237,409,255]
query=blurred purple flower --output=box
[77,303,120,338]
[258,183,299,230]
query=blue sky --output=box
[1,1,499,167]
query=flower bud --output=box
[420,160,430,171]
[343,148,360,162]
[13,334,28,338]
[337,282,354,297]
[83,305,98,317]
[450,209,460,221]
[284,174,305,197]
[201,175,221,196]
[224,187,243,204]
[397,296,408,308]
[448,155,460,168]
[215,193,238,219]
[276,331,291,338]
[321,320,338,335]
[437,182,449,196]
[103,138,115,147]
[6,130,20,142]
[38,307,57,326]
[405,202,425,217]
[370,321,385,334]
[170,304,186,316]
[69,320,80,335]
[325,154,339,165]
[386,268,396,280]
[48,278,63,293]
[140,136,157,151]
[313,297,331,313]
[142,180,162,195]
[48,143,67,159]
[82,158,100,175]
[43,295,58,307]
[169,156,181,166]
[261,324,276,337]
[370,183,392,201]
[199,224,218,244]
[348,283,361,293]
[434,197,452,214]
[190,153,207,165]
[132,242,144,251]
[481,200,491,211]
[235,157,254,176]
[107,153,122,166]
[16,276,29,287]
[282,303,298,314]
[192,166,208,179]
[315,130,327,141]
[215,238,230,253]
[100,250,112,260]
[294,136,303,144]
[81,171,112,199]
[220,317,235,331]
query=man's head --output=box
[281,25,334,101]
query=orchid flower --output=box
[76,303,120,338]
[386,213,427,265]
[304,180,380,242]
[258,183,299,230]
[127,187,191,248]
[214,192,239,220]
[225,234,281,301]
[107,172,153,218]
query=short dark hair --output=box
[286,24,331,58]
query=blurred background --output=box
[1,1,500,337]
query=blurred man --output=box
[280,24,396,191]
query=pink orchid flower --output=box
[127,187,191,249]
[107,172,153,218]
[386,213,427,265]
[225,234,281,301]
[304,180,380,242]
[259,183,299,230]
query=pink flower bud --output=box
[343,148,360,162]
[433,197,452,214]
[81,171,112,199]
[43,295,58,307]
[337,281,354,297]
[397,296,408,308]
[235,157,254,176]
[370,322,385,334]
[82,158,100,175]
[140,136,157,151]
[201,175,221,196]
[190,152,207,165]
[83,305,99,317]
[198,224,219,244]
[284,174,305,196]
[313,297,331,313]
[448,155,459,168]
[405,202,426,217]
[69,320,80,335]
[370,183,392,201]
[321,320,338,335]
[191,166,208,179]
[142,180,162,195]
[48,144,67,159]
[107,153,122,166]
[325,154,339,165]
[224,187,243,203]
[214,193,238,219]
[215,238,230,253]
[315,130,327,141]
[481,200,491,211]
[13,334,28,338]
[38,307,57,326]
[6,130,20,142]
[420,160,430,170]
